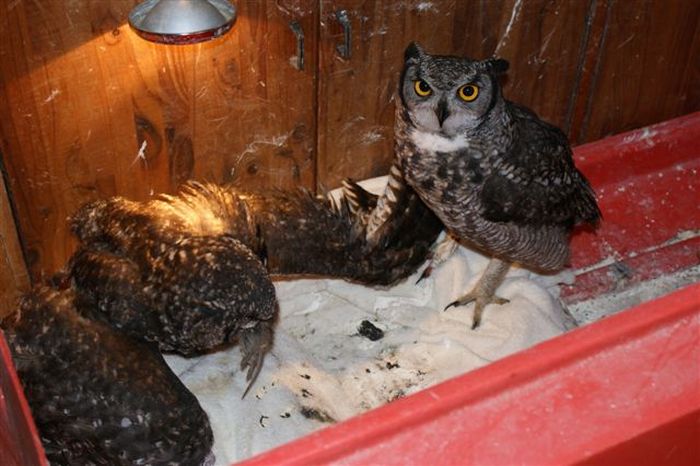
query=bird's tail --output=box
[241,183,442,286]
[70,179,441,288]
[182,179,444,286]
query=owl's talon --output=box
[443,293,508,310]
[239,320,274,398]
[471,308,484,329]
[239,351,252,372]
[241,351,264,399]
[444,297,471,310]
[445,259,510,330]
[443,258,512,329]
[416,265,433,284]
[444,292,509,329]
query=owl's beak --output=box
[436,99,449,126]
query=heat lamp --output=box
[128,0,236,45]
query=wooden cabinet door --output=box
[0,0,318,280]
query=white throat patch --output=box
[409,129,469,153]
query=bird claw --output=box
[240,352,264,399]
[415,265,433,284]
[416,235,458,285]
[239,321,273,398]
[444,291,510,330]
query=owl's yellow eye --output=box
[414,80,432,97]
[458,84,479,102]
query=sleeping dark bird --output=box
[68,181,440,392]
[70,197,277,390]
[365,43,601,329]
[1,287,213,466]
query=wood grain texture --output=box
[465,0,592,130]
[565,0,610,145]
[193,0,318,188]
[0,0,318,279]
[577,0,700,142]
[0,171,29,318]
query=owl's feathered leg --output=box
[445,257,511,329]
[363,161,411,248]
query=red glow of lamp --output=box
[128,0,236,45]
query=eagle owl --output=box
[365,43,601,328]
[69,194,277,393]
[2,287,213,465]
[68,181,441,393]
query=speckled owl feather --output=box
[1,287,213,466]
[69,195,277,387]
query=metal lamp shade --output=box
[128,0,236,45]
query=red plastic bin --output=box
[2,113,699,466]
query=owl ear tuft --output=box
[484,58,509,75]
[404,42,425,63]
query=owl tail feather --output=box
[212,184,443,287]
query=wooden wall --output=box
[0,0,698,291]
[0,171,29,317]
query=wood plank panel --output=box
[316,0,591,190]
[565,0,610,145]
[0,0,318,280]
[0,170,29,318]
[578,0,700,142]
[194,0,318,188]
[465,0,592,131]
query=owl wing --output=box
[480,106,601,227]
[69,248,161,337]
[7,287,213,466]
